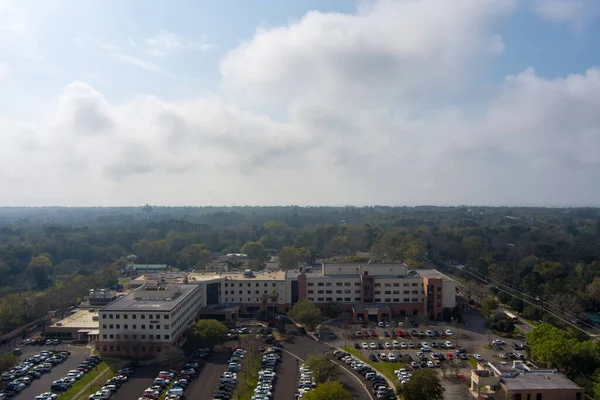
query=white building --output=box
[97,282,202,357]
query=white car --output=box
[427,361,435,368]
[400,342,408,349]
[392,340,400,349]
[384,342,392,349]
[444,341,453,348]
[361,343,369,350]
[445,329,453,336]
[388,353,396,362]
[369,343,377,350]
[492,339,505,346]
[473,354,483,361]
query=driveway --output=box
[111,364,160,400]
[12,344,90,399]
[272,349,297,400]
[185,348,229,400]
[285,336,373,400]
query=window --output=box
[326,290,332,294]
[132,314,137,319]
[225,283,228,287]
[318,290,324,294]
[393,283,399,287]
[123,314,128,319]
[308,290,314,294]
[375,298,381,302]
[384,283,391,287]
[102,324,107,329]
[354,282,360,286]
[393,290,400,294]
[141,334,146,339]
[336,282,342,286]
[344,297,351,301]
[412,298,418,302]
[318,282,324,286]
[109,314,113,319]
[255,290,259,294]
[412,283,418,287]
[109,334,114,339]
[412,290,418,294]
[355,297,361,301]
[384,291,391,294]
[141,315,145,319]
[336,298,343,301]
[256,283,259,287]
[103,334,107,339]
[384,298,391,302]
[325,282,332,287]
[404,283,410,287]
[149,335,154,339]
[344,282,351,286]
[102,314,107,319]
[156,335,161,339]
[164,335,169,340]
[375,283,381,287]
[308,282,314,286]
[393,298,399,302]
[109,324,114,329]
[272,283,276,287]
[116,314,120,319]
[404,298,410,302]
[326,298,332,302]
[133,334,137,339]
[116,324,120,329]
[149,325,153,329]
[225,290,228,294]
[344,290,351,294]
[164,325,169,329]
[247,290,251,294]
[336,290,342,294]
[375,291,381,295]
[317,298,324,302]
[404,290,410,294]
[141,325,146,329]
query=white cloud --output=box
[0,62,9,79]
[111,53,162,72]
[146,29,214,58]
[531,0,600,30]
[1,0,600,206]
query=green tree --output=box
[189,319,228,348]
[241,241,265,261]
[302,381,351,400]
[0,353,17,373]
[288,299,322,330]
[400,368,444,400]
[481,296,499,316]
[27,254,53,287]
[178,244,210,269]
[305,355,342,384]
[279,246,301,269]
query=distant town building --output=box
[88,289,117,306]
[141,204,154,220]
[124,264,170,277]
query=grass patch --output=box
[61,360,122,400]
[342,346,409,382]
[233,342,263,400]
[467,358,478,368]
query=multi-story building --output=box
[286,263,456,321]
[97,282,202,357]
[471,361,584,400]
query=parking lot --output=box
[319,309,529,381]
[7,344,90,399]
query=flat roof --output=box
[418,269,455,282]
[100,284,199,312]
[51,309,99,329]
[189,270,286,282]
[126,264,169,270]
[198,304,240,313]
[502,372,582,391]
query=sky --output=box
[1,0,600,207]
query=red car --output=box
[396,330,404,337]
[446,352,454,360]
[370,330,376,336]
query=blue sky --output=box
[1,0,600,206]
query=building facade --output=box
[97,282,202,357]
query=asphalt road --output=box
[272,350,297,400]
[112,364,160,400]
[12,344,90,399]
[185,349,229,400]
[285,336,373,400]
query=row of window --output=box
[224,290,280,297]
[306,297,422,303]
[306,289,434,295]
[102,333,169,340]
[102,313,169,320]
[307,282,422,287]
[224,282,279,288]
[102,324,169,330]
[102,345,163,353]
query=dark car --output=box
[354,343,360,349]
[369,354,378,362]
